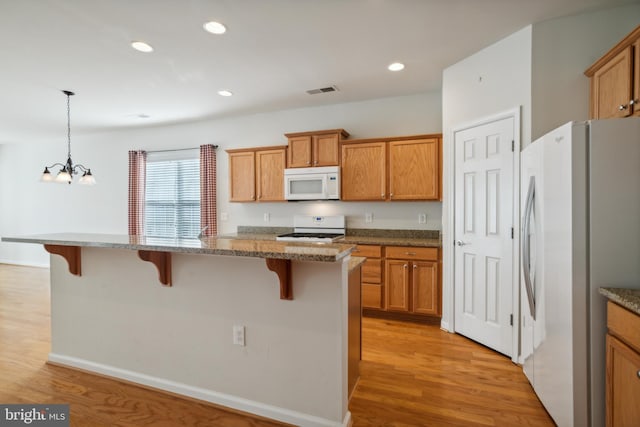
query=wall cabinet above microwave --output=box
[285,129,349,168]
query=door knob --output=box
[455,240,469,246]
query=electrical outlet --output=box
[418,213,427,224]
[263,213,270,222]
[365,213,373,223]
[220,212,228,221]
[233,325,245,346]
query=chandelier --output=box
[41,90,95,185]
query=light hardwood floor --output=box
[0,264,553,426]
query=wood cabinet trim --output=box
[342,133,442,145]
[608,301,640,354]
[225,145,287,154]
[44,244,81,276]
[585,25,640,76]
[284,129,349,139]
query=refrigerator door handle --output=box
[522,175,536,320]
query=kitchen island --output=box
[2,233,360,427]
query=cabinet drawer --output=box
[352,244,382,258]
[362,284,383,309]
[362,258,381,283]
[386,246,438,261]
[608,301,640,353]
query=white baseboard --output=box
[48,353,350,427]
[0,259,49,268]
[440,319,452,332]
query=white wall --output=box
[441,26,533,330]
[0,92,442,266]
[532,4,640,140]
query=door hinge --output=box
[512,140,515,152]
[511,227,514,239]
[510,314,513,326]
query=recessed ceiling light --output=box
[131,41,154,53]
[204,21,227,35]
[218,90,233,97]
[388,62,405,71]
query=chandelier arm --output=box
[72,164,90,173]
[45,162,67,169]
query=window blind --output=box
[145,151,200,239]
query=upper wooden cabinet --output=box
[226,146,287,202]
[341,134,442,201]
[228,150,255,202]
[256,148,286,202]
[285,129,349,168]
[585,25,640,119]
[341,142,387,201]
[389,137,439,200]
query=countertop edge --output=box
[599,287,640,316]
[2,235,354,263]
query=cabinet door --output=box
[634,39,640,117]
[607,334,640,427]
[411,261,439,316]
[591,47,633,119]
[256,148,286,201]
[229,151,255,202]
[385,259,409,312]
[287,136,312,168]
[389,138,439,200]
[313,133,340,166]
[341,142,386,201]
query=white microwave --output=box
[284,166,340,200]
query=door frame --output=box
[442,107,521,363]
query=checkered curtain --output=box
[128,150,147,235]
[200,144,217,237]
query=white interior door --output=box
[454,116,515,356]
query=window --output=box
[145,150,200,238]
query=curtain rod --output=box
[147,145,218,154]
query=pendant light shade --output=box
[40,90,95,185]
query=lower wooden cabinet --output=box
[606,301,640,427]
[354,245,384,309]
[357,244,441,318]
[385,247,440,316]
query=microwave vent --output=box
[306,85,339,95]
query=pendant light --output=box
[41,90,95,185]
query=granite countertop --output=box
[227,227,442,248]
[348,256,366,271]
[599,287,640,316]
[1,233,354,263]
[337,235,441,248]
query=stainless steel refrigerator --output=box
[520,118,640,427]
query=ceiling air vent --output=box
[306,85,339,95]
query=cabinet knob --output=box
[307,161,311,165]
[403,264,408,269]
[630,99,638,106]
[413,264,417,269]
[637,370,640,379]
[619,104,628,111]
[390,193,394,197]
[381,194,385,199]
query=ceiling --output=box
[1,0,636,143]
